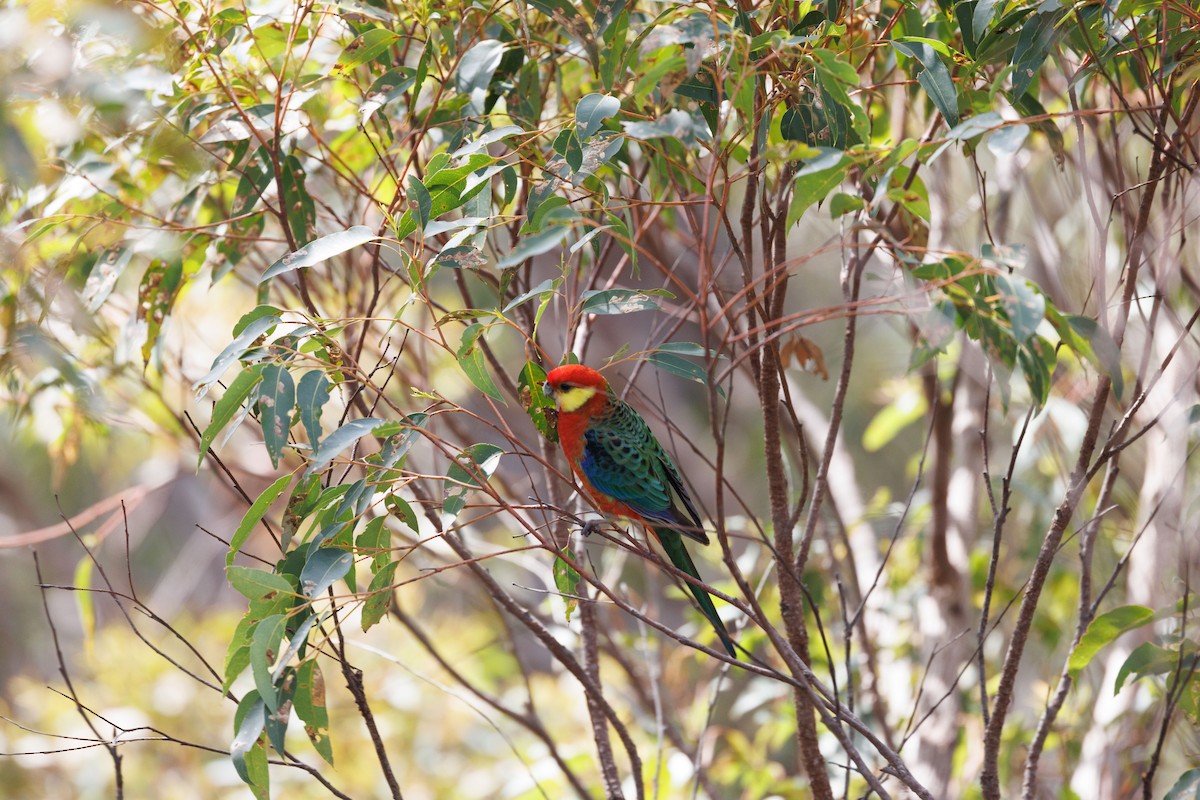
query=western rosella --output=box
[543,364,736,657]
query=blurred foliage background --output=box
[1,0,1198,798]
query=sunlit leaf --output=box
[82,246,134,312]
[407,174,432,231]
[455,39,505,114]
[229,474,293,567]
[261,226,377,282]
[198,365,265,465]
[863,386,927,452]
[334,28,402,77]
[1068,605,1155,679]
[554,549,580,621]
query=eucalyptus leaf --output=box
[261,226,377,282]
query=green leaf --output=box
[433,245,488,270]
[522,194,570,235]
[518,361,556,442]
[281,154,316,244]
[988,123,1030,157]
[306,417,386,477]
[82,246,134,312]
[892,40,960,127]
[644,351,704,385]
[1068,605,1155,679]
[264,665,295,757]
[496,219,573,269]
[994,274,1046,343]
[294,660,333,764]
[224,617,254,693]
[455,39,505,114]
[829,192,864,218]
[1114,641,1186,694]
[228,566,296,602]
[863,387,929,452]
[370,414,429,476]
[299,546,354,598]
[361,561,398,631]
[198,365,265,466]
[357,516,390,572]
[251,613,287,712]
[296,371,330,453]
[359,68,416,126]
[787,149,848,226]
[554,549,580,622]
[1066,315,1124,400]
[258,364,296,468]
[576,93,621,140]
[261,226,377,282]
[231,693,269,798]
[229,474,294,567]
[137,258,183,367]
[1011,5,1064,99]
[333,28,402,76]
[195,314,279,393]
[407,175,432,231]
[503,278,559,314]
[457,323,504,402]
[443,443,504,521]
[553,128,584,173]
[1163,767,1200,800]
[622,109,710,146]
[385,494,419,532]
[580,288,673,315]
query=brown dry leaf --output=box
[779,334,829,380]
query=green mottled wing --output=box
[580,399,707,543]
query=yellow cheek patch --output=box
[554,386,597,412]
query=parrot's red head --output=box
[544,364,609,413]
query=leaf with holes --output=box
[361,561,398,631]
[258,365,295,468]
[294,659,333,764]
[580,288,673,315]
[299,547,354,599]
[576,93,620,140]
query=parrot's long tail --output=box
[655,527,737,658]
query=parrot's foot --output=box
[580,520,603,538]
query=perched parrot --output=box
[543,363,736,657]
